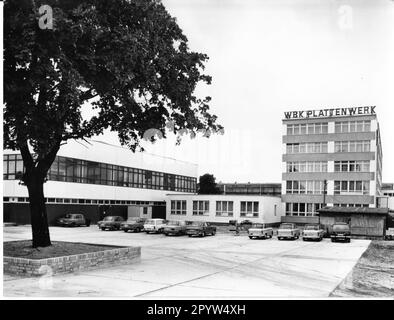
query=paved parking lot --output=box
[3,225,370,297]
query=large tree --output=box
[4,0,223,247]
[198,174,221,195]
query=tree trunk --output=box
[26,170,51,248]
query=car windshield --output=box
[333,224,350,232]
[145,220,155,224]
[167,221,180,226]
[252,223,264,228]
[103,216,116,221]
[279,224,293,229]
[305,225,319,230]
[64,214,73,219]
[191,222,204,226]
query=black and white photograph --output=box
[1,0,394,305]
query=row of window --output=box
[287,161,328,173]
[286,180,326,194]
[286,160,370,173]
[170,200,260,217]
[333,203,369,208]
[286,123,328,135]
[334,160,370,172]
[334,141,370,153]
[286,120,371,136]
[335,120,371,133]
[3,154,197,193]
[334,180,370,195]
[285,203,323,217]
[286,141,371,154]
[286,142,328,154]
[3,197,165,206]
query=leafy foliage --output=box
[198,173,221,194]
[4,0,223,162]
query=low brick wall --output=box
[4,246,141,277]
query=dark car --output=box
[186,221,216,237]
[121,217,146,233]
[163,220,189,236]
[98,216,124,231]
[56,214,90,227]
[331,222,351,242]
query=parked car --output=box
[121,217,146,233]
[302,224,325,241]
[144,218,167,234]
[98,216,124,231]
[331,222,351,242]
[277,223,300,240]
[56,213,90,227]
[248,223,273,239]
[163,220,189,236]
[240,219,253,231]
[186,221,216,237]
[385,228,394,240]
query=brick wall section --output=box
[4,246,141,277]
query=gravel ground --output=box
[4,240,122,259]
[330,240,394,297]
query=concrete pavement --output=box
[3,225,370,297]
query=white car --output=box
[248,223,273,239]
[143,218,167,234]
[302,224,325,241]
[277,223,300,240]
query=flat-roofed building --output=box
[282,106,383,224]
[3,139,198,225]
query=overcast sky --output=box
[99,0,394,184]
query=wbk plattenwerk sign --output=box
[284,106,376,119]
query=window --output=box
[240,201,259,217]
[171,200,187,215]
[286,142,328,154]
[335,120,371,133]
[334,161,370,172]
[334,180,370,195]
[193,200,209,215]
[216,201,234,217]
[287,161,328,173]
[286,180,324,194]
[143,207,148,215]
[334,141,370,153]
[3,153,197,193]
[287,123,328,135]
[285,202,322,216]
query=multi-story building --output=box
[282,106,383,224]
[3,139,198,225]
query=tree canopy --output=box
[4,0,223,157]
[198,173,221,194]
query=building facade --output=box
[217,183,281,196]
[166,194,284,225]
[3,140,198,225]
[282,106,383,224]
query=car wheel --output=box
[188,235,192,237]
[249,236,253,239]
[331,238,335,242]
[201,232,206,237]
[278,237,282,241]
[124,229,128,233]
[212,231,216,236]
